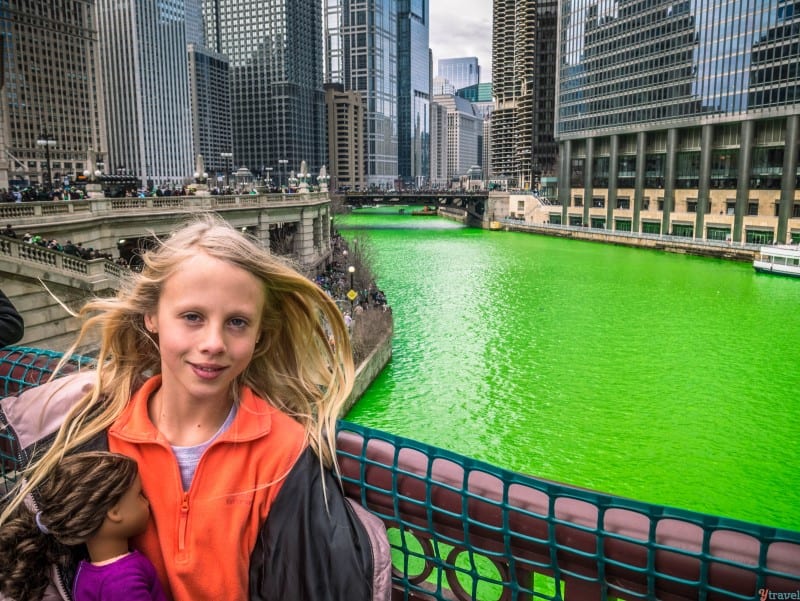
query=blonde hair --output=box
[2,213,353,524]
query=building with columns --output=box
[554,0,800,244]
[324,83,366,191]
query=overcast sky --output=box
[429,1,493,82]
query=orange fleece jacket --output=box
[108,376,306,601]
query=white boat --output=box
[753,245,800,277]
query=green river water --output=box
[339,207,800,532]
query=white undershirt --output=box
[170,404,237,490]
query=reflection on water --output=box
[340,208,800,531]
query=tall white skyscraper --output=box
[95,0,194,187]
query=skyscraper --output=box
[397,0,430,187]
[491,0,558,188]
[205,0,326,182]
[325,0,398,188]
[438,57,480,91]
[96,0,194,187]
[555,0,800,243]
[0,0,106,191]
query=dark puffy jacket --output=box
[0,372,391,601]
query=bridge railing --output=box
[2,347,799,600]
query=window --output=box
[748,202,759,216]
[592,197,605,208]
[687,201,697,213]
[642,221,661,234]
[658,200,665,211]
[642,197,650,210]
[574,196,583,207]
[616,196,630,209]
[726,201,736,215]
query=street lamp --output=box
[278,159,288,191]
[221,152,233,190]
[348,265,356,314]
[36,135,57,194]
[264,167,273,190]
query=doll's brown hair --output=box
[0,451,138,601]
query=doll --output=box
[0,451,167,601]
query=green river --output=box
[339,207,800,532]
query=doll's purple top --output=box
[73,550,168,601]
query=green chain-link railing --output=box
[2,347,799,600]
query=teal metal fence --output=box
[2,347,800,600]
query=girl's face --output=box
[114,473,150,538]
[144,251,265,407]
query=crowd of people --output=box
[1,223,119,263]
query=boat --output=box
[753,244,800,277]
[411,206,438,216]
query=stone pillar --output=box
[560,140,571,223]
[633,132,646,233]
[661,128,677,235]
[256,211,272,253]
[777,115,799,244]
[607,135,619,227]
[733,120,754,243]
[695,124,713,239]
[295,208,315,266]
[583,137,594,226]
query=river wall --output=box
[497,220,757,262]
[343,330,392,416]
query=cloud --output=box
[429,1,492,81]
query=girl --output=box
[0,214,388,600]
[0,451,167,601]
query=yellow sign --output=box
[347,289,358,301]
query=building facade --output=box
[554,0,800,244]
[397,0,430,188]
[437,57,480,91]
[433,94,482,182]
[96,0,193,187]
[429,101,449,187]
[492,0,558,189]
[324,83,365,191]
[205,0,326,185]
[325,0,398,188]
[188,44,232,179]
[0,0,106,192]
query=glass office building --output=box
[326,0,398,187]
[205,0,325,182]
[397,0,430,187]
[555,0,800,243]
[438,57,480,91]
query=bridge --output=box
[342,190,490,226]
[0,192,334,352]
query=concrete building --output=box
[397,0,431,188]
[432,76,455,96]
[188,44,232,179]
[324,83,366,191]
[205,0,326,184]
[325,0,398,188]
[437,57,480,91]
[430,101,449,187]
[0,0,106,191]
[95,0,194,188]
[433,94,482,183]
[554,0,800,244]
[492,0,558,189]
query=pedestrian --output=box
[0,288,24,347]
[2,223,16,238]
[0,451,168,601]
[0,214,389,600]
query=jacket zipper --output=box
[179,491,190,552]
